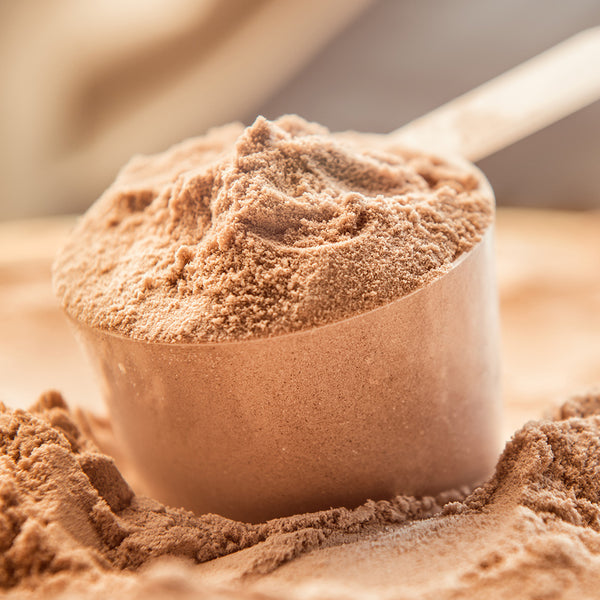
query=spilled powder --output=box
[0,391,459,594]
[4,391,600,599]
[52,115,492,342]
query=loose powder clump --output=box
[52,115,492,342]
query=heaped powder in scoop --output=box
[52,115,492,342]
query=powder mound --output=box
[5,391,600,598]
[52,114,493,342]
[432,390,600,598]
[453,404,600,518]
[0,392,460,591]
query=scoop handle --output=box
[390,27,600,161]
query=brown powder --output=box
[52,115,492,342]
[4,390,600,599]
[0,391,459,593]
[250,390,600,599]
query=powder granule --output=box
[52,115,492,342]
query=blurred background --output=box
[1,0,599,220]
[0,0,599,429]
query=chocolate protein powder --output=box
[52,115,492,343]
[3,390,600,599]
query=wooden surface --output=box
[1,209,599,439]
[0,217,102,412]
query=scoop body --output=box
[72,223,501,523]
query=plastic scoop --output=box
[70,29,600,523]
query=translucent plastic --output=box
[71,227,502,523]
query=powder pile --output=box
[52,115,492,342]
[4,391,600,599]
[0,391,460,592]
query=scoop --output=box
[70,29,600,523]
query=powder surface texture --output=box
[52,115,492,342]
[4,391,600,599]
